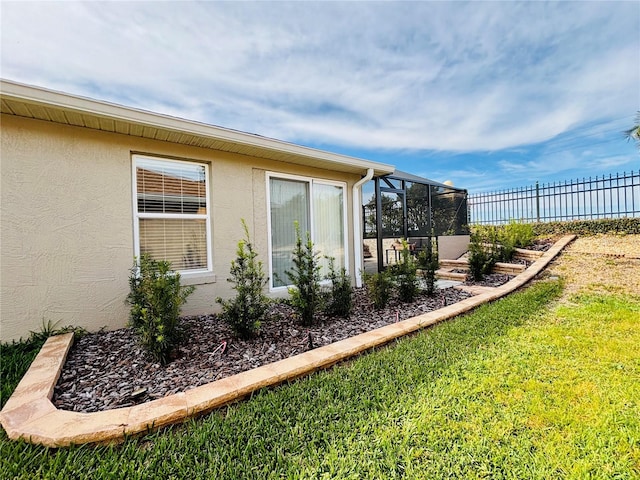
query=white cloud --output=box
[587,154,639,171]
[1,1,638,160]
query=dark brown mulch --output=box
[52,286,476,413]
[464,273,514,287]
[529,238,556,251]
[53,241,554,414]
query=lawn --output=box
[1,279,638,479]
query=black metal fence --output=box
[468,171,640,225]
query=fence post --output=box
[535,181,540,222]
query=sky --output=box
[1,1,639,192]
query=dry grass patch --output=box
[546,234,640,299]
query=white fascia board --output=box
[1,79,395,176]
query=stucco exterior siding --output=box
[1,114,361,342]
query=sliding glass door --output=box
[268,174,347,289]
[313,182,345,275]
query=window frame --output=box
[266,171,349,292]
[131,154,213,278]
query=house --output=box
[0,80,467,342]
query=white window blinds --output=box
[268,175,347,289]
[133,156,210,272]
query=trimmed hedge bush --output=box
[532,217,640,236]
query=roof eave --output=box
[0,79,395,177]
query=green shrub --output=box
[417,239,440,296]
[532,217,640,236]
[497,224,516,262]
[363,270,394,310]
[505,220,535,248]
[285,223,323,326]
[472,222,534,264]
[496,220,535,261]
[323,256,353,318]
[127,254,194,365]
[468,230,498,281]
[391,239,420,303]
[217,220,270,339]
[473,218,640,238]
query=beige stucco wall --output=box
[1,114,360,342]
[438,235,471,260]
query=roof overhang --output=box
[0,79,395,177]
[387,169,467,192]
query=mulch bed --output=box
[53,287,476,413]
[463,273,514,287]
[52,239,553,414]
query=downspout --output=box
[352,168,374,288]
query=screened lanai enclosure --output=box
[362,171,468,273]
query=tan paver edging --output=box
[0,235,576,447]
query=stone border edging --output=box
[0,235,576,447]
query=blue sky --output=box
[1,1,638,192]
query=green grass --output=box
[1,322,85,410]
[1,338,48,409]
[1,280,638,479]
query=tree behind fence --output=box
[468,171,640,225]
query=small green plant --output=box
[363,269,394,309]
[29,319,61,342]
[417,238,440,296]
[26,319,86,344]
[470,222,535,266]
[285,222,323,326]
[324,256,353,318]
[127,254,194,365]
[468,229,498,281]
[391,239,420,303]
[497,220,535,261]
[217,220,271,339]
[505,220,535,248]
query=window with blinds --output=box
[268,174,347,289]
[133,155,211,273]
